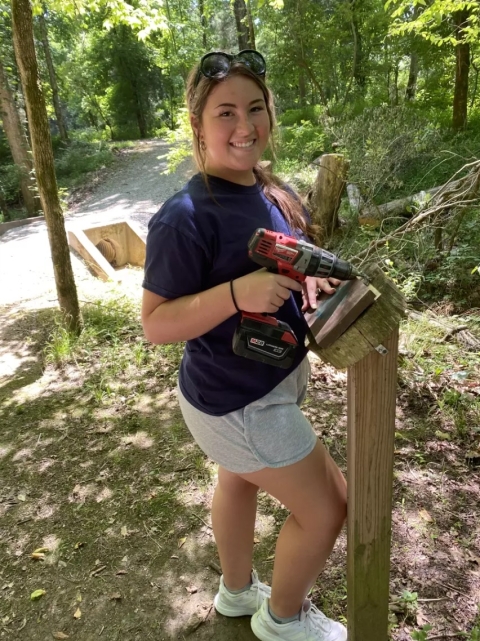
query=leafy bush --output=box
[0,163,21,204]
[278,105,323,127]
[54,140,113,181]
[327,106,444,205]
[278,120,325,165]
[327,105,480,206]
[164,108,193,174]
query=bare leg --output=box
[211,466,259,590]
[240,440,347,618]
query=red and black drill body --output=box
[232,228,362,368]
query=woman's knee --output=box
[217,466,259,499]
[242,442,346,535]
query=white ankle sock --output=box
[268,603,301,624]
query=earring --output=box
[200,140,206,152]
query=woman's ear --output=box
[190,115,200,139]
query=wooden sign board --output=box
[305,278,379,349]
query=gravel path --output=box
[0,139,194,308]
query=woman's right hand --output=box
[232,269,303,313]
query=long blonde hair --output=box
[185,61,316,239]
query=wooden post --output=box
[347,327,398,641]
[306,264,405,641]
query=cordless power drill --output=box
[232,228,364,368]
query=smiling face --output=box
[193,74,271,186]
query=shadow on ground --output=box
[0,305,479,640]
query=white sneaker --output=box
[251,597,347,641]
[214,570,271,617]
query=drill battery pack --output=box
[232,312,298,369]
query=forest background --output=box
[1,1,480,640]
[1,0,480,310]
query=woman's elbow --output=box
[141,317,166,345]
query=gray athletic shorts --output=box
[177,357,317,474]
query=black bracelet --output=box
[230,280,241,312]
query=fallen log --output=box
[407,310,480,350]
[360,179,463,220]
[354,160,480,261]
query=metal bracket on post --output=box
[375,344,389,355]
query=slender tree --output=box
[0,56,41,215]
[405,51,418,101]
[452,9,470,131]
[38,11,69,143]
[198,0,208,50]
[233,0,253,50]
[11,0,82,334]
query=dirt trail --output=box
[0,139,193,311]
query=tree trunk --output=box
[0,57,41,216]
[12,0,82,334]
[308,154,350,242]
[350,0,366,91]
[299,68,306,106]
[405,51,418,101]
[135,101,147,138]
[470,59,479,109]
[393,62,399,106]
[452,10,470,132]
[246,0,256,50]
[198,0,208,49]
[233,0,252,50]
[38,12,68,143]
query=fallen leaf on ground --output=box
[121,526,128,537]
[33,547,49,554]
[31,589,46,600]
[53,632,69,639]
[419,509,433,522]
[110,593,122,600]
[416,611,430,626]
[178,537,187,548]
[73,608,81,619]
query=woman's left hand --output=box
[301,276,342,312]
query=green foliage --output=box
[387,0,480,47]
[410,624,432,641]
[164,108,193,174]
[329,105,445,204]
[44,294,141,367]
[43,291,184,390]
[0,163,22,204]
[278,106,323,127]
[278,121,325,165]
[54,140,114,184]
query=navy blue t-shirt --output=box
[142,173,309,416]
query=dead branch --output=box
[406,310,480,349]
[354,160,480,263]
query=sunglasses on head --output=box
[194,49,266,88]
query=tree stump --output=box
[309,154,349,240]
[306,264,406,641]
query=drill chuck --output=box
[301,245,358,281]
